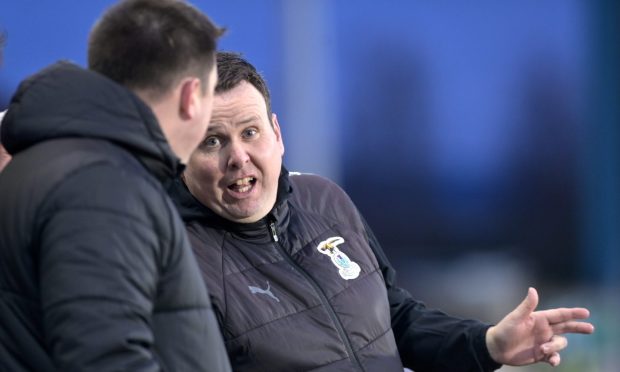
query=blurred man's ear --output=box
[272,113,285,156]
[179,77,201,120]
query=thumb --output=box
[512,287,539,319]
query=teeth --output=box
[235,177,253,186]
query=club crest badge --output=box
[317,236,361,280]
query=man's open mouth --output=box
[228,177,256,193]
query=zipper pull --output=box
[269,221,279,242]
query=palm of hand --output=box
[493,311,554,365]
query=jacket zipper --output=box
[267,220,365,372]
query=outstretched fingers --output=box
[536,307,594,336]
[538,307,591,324]
[551,320,595,335]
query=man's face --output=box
[184,80,284,223]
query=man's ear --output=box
[179,77,201,120]
[272,113,285,156]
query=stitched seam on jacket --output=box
[356,326,394,353]
[222,226,379,278]
[44,296,207,313]
[225,301,324,341]
[220,232,231,330]
[224,266,381,340]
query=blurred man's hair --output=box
[88,0,223,99]
[216,52,273,121]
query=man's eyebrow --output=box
[206,122,223,132]
[206,116,260,133]
[235,116,260,126]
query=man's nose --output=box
[227,141,250,168]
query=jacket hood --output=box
[1,61,181,179]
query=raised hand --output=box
[485,287,594,367]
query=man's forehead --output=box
[207,115,262,131]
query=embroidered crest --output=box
[317,236,361,280]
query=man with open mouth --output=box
[169,51,594,372]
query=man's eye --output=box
[202,136,220,147]
[242,128,258,138]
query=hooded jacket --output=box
[0,61,230,372]
[170,169,502,371]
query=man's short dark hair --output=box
[88,0,223,98]
[216,52,273,121]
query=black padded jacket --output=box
[0,62,231,372]
[169,169,502,372]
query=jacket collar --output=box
[169,165,293,243]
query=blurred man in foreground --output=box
[0,1,231,370]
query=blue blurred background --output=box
[1,1,618,370]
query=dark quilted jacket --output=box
[0,62,230,372]
[170,169,501,372]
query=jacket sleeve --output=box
[37,167,166,371]
[361,216,502,372]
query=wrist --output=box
[485,325,502,364]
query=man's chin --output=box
[221,206,262,224]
